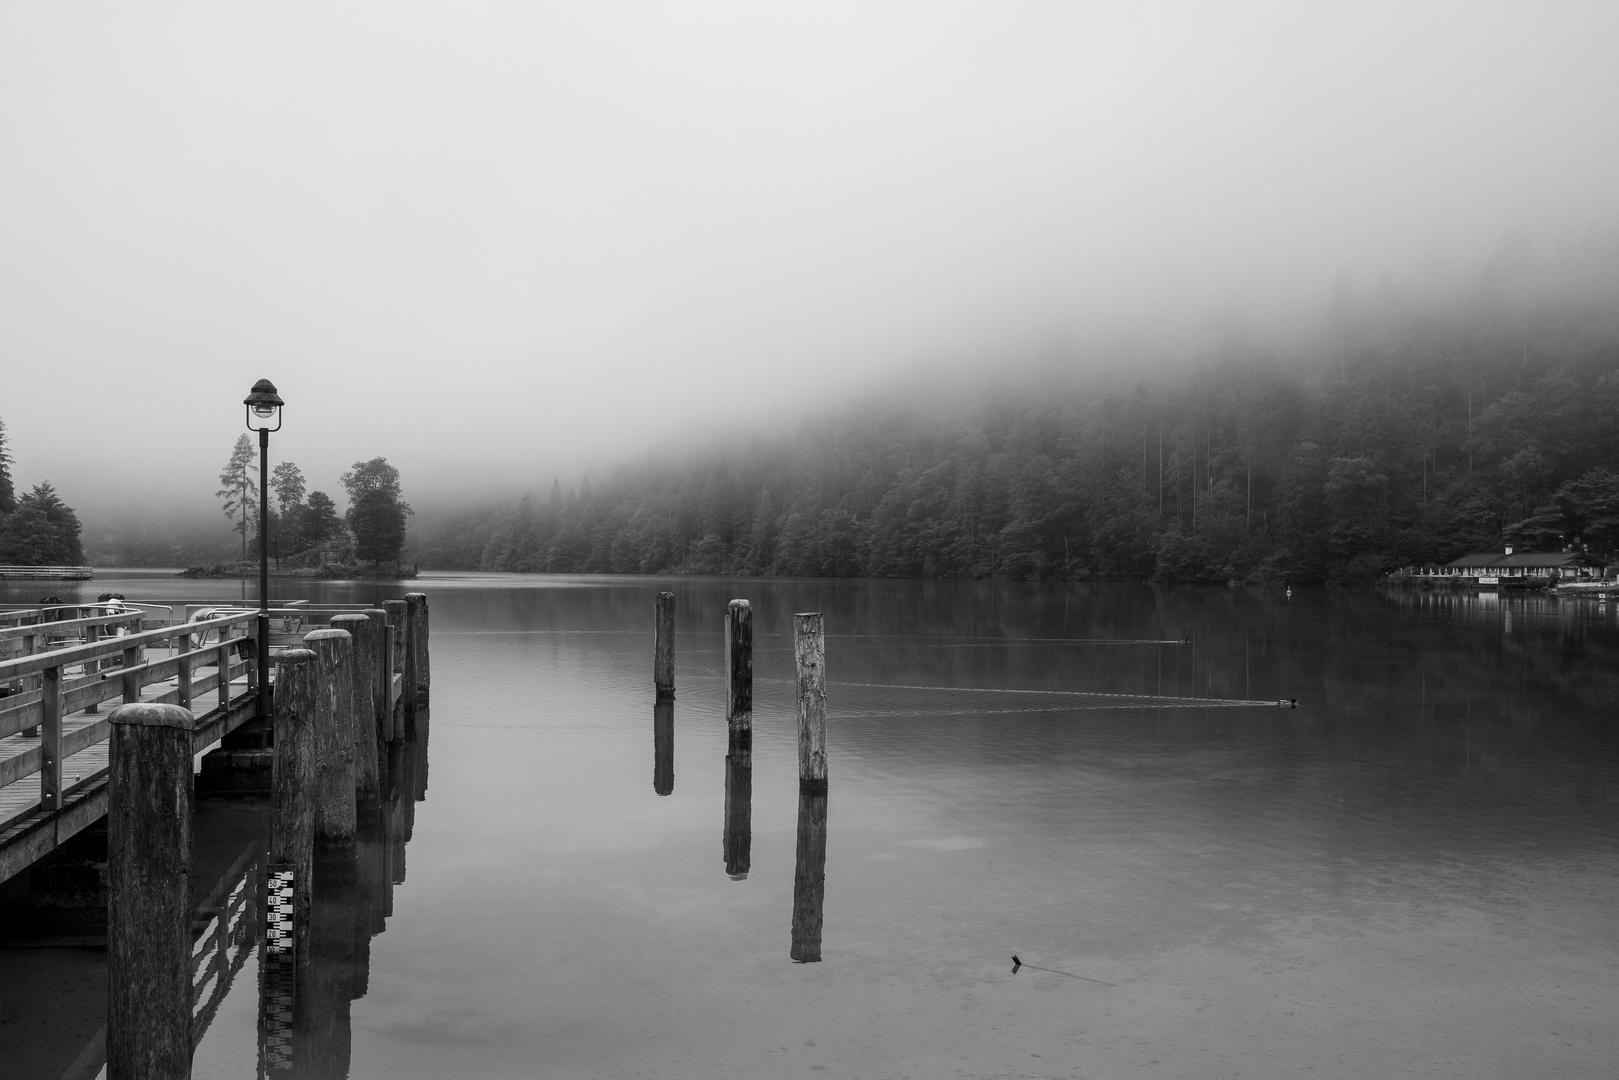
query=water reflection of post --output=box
[653,696,674,796]
[790,783,827,963]
[722,728,751,879]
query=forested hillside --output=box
[417,241,1619,583]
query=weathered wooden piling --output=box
[271,649,318,962]
[794,613,827,791]
[654,591,675,697]
[383,600,409,734]
[107,702,194,1080]
[363,608,391,743]
[405,592,430,704]
[399,597,420,728]
[724,599,752,733]
[653,696,674,796]
[305,628,357,853]
[332,613,381,807]
[790,784,828,963]
[723,729,752,880]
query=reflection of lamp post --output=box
[244,379,283,722]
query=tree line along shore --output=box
[416,252,1619,584]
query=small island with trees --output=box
[184,438,414,580]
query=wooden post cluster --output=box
[304,628,357,853]
[331,614,381,806]
[271,649,318,961]
[654,592,675,697]
[794,613,828,790]
[724,599,752,733]
[107,702,195,1079]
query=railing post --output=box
[654,591,675,697]
[21,631,38,734]
[331,613,381,807]
[107,702,194,1079]
[304,628,357,854]
[176,626,192,710]
[121,643,141,704]
[405,592,429,705]
[39,665,62,811]
[724,599,752,734]
[217,640,233,709]
[84,622,102,713]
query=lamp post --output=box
[244,379,283,723]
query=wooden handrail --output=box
[0,611,254,681]
[0,611,144,642]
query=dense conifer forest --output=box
[415,241,1619,584]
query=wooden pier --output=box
[0,595,427,887]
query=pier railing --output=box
[0,609,260,830]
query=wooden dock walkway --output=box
[0,598,416,887]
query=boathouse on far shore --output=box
[1412,546,1607,584]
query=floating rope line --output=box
[830,680,1296,709]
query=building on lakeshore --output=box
[1402,546,1607,586]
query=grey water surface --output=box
[9,572,1619,1079]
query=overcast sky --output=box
[2,2,1616,516]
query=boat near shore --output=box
[1551,580,1619,597]
[0,565,93,581]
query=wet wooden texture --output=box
[107,703,194,1079]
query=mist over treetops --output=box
[416,236,1619,584]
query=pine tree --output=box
[216,434,258,560]
[0,417,15,514]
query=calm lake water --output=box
[5,571,1619,1078]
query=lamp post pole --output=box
[258,424,270,722]
[244,379,284,724]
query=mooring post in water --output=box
[363,608,390,745]
[791,611,828,962]
[724,599,752,733]
[383,600,407,735]
[405,592,430,705]
[107,702,194,1080]
[304,628,357,854]
[331,614,381,807]
[653,696,674,796]
[654,591,675,697]
[271,649,318,961]
[794,613,827,789]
